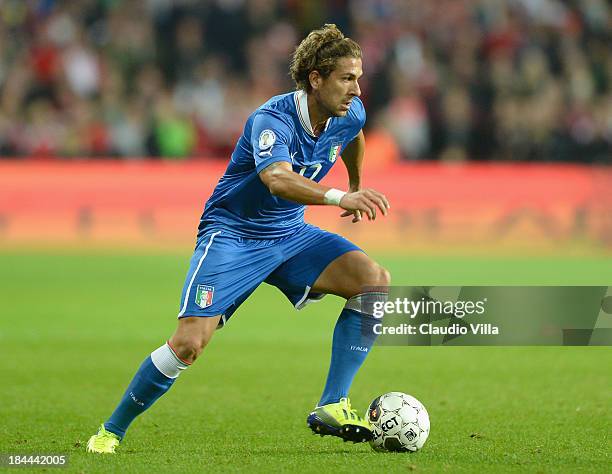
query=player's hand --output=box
[340,209,363,223]
[339,188,390,222]
[340,185,363,223]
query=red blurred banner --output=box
[0,160,609,253]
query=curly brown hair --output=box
[289,24,362,92]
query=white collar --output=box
[294,90,331,138]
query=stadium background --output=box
[0,1,610,472]
[0,0,609,252]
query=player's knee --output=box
[379,266,391,287]
[170,316,219,363]
[170,334,211,364]
[357,261,391,291]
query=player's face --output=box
[313,57,363,117]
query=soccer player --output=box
[87,24,390,453]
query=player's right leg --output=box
[86,315,220,453]
[87,229,283,453]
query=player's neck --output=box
[306,93,331,137]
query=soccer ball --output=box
[366,392,430,452]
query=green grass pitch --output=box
[0,251,610,473]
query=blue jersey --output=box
[198,90,366,239]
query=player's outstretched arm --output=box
[259,161,389,221]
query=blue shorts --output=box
[178,224,361,327]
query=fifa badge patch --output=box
[328,142,342,162]
[195,285,214,309]
[258,129,276,157]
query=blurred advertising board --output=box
[0,160,609,254]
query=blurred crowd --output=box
[0,0,610,162]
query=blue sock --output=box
[318,308,378,406]
[104,356,175,438]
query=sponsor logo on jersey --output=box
[195,284,214,309]
[328,142,342,162]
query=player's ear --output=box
[309,70,322,91]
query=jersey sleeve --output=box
[251,111,293,173]
[347,96,366,142]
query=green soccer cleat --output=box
[86,424,121,454]
[307,397,373,443]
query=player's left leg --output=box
[306,251,389,441]
[310,250,390,407]
[267,227,389,442]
